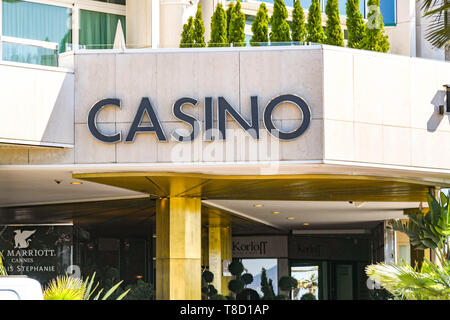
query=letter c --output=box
[87,98,121,143]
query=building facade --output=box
[0,0,449,300]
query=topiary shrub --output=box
[202,270,214,283]
[202,270,218,300]
[236,288,261,300]
[228,261,244,276]
[300,292,316,300]
[241,273,253,285]
[228,279,245,294]
[278,276,298,292]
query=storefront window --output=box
[240,259,278,296]
[79,9,126,49]
[290,265,319,300]
[1,0,72,66]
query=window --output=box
[94,0,126,4]
[398,245,411,265]
[380,0,396,26]
[240,259,278,296]
[2,0,72,66]
[79,9,125,49]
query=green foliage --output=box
[226,2,235,41]
[324,0,344,46]
[306,0,325,43]
[202,270,214,283]
[211,293,227,300]
[367,192,450,300]
[366,259,450,300]
[209,3,228,47]
[229,0,246,46]
[193,3,206,47]
[0,252,7,276]
[346,0,366,49]
[44,276,86,300]
[361,0,390,52]
[270,0,291,42]
[83,272,129,300]
[291,0,307,42]
[241,273,254,285]
[389,192,450,265]
[421,0,450,48]
[260,268,275,300]
[300,292,317,300]
[250,3,269,46]
[228,279,245,294]
[228,261,244,276]
[202,270,219,300]
[180,17,194,48]
[278,275,298,291]
[123,280,155,300]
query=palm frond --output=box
[421,0,450,48]
[43,276,86,300]
[366,260,450,300]
[0,252,7,276]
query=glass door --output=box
[330,262,355,300]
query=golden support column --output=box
[156,197,202,300]
[208,221,232,296]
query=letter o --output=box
[263,94,311,140]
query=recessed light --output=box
[71,182,83,185]
[272,211,280,214]
[287,217,295,220]
[253,204,264,207]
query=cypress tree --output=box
[180,16,194,48]
[270,0,291,43]
[361,0,390,52]
[226,2,235,42]
[250,2,269,46]
[346,0,366,49]
[229,0,245,46]
[306,0,325,43]
[193,3,206,47]
[324,0,344,46]
[291,0,307,43]
[209,3,228,47]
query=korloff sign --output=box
[0,225,72,284]
[232,236,288,258]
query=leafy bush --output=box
[278,276,298,291]
[367,192,450,300]
[123,280,155,300]
[300,293,316,300]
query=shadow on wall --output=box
[427,90,447,132]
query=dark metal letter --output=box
[125,97,167,142]
[263,94,311,140]
[204,97,214,141]
[218,96,259,140]
[87,98,121,143]
[171,97,200,142]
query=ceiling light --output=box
[71,182,83,185]
[287,217,295,220]
[253,204,264,207]
[272,211,280,214]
